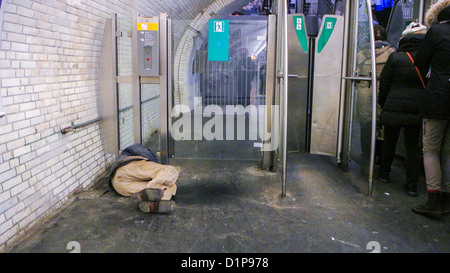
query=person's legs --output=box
[359,121,372,176]
[144,161,179,200]
[440,122,450,214]
[360,122,372,159]
[412,119,447,217]
[112,160,178,200]
[422,119,447,192]
[112,165,148,197]
[112,160,179,214]
[375,125,401,182]
[403,125,422,196]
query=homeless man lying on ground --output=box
[108,144,179,214]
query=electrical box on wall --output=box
[137,16,160,77]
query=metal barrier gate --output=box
[97,0,433,197]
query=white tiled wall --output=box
[0,0,221,252]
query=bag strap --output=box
[406,51,426,89]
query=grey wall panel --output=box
[98,18,119,155]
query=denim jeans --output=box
[422,119,450,193]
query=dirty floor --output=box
[8,152,450,253]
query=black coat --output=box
[414,21,450,120]
[378,34,426,126]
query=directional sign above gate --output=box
[208,20,230,61]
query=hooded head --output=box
[425,0,450,27]
[402,22,428,37]
[398,22,427,52]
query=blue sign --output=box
[208,20,229,61]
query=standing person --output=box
[373,0,395,28]
[375,22,428,198]
[356,25,395,173]
[411,0,450,217]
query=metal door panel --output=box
[310,15,344,156]
[287,14,309,152]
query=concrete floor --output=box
[8,152,450,253]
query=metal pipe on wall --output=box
[61,117,102,134]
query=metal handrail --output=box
[367,0,378,197]
[342,76,372,81]
[61,117,102,134]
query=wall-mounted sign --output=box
[137,22,159,31]
[208,20,229,61]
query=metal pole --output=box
[132,13,142,145]
[366,0,377,197]
[343,0,361,170]
[160,13,170,165]
[167,18,174,159]
[281,0,289,198]
[337,0,351,164]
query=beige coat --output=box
[356,42,395,125]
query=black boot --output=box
[411,192,442,218]
[374,168,389,183]
[442,192,450,216]
[404,183,418,197]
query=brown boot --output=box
[131,188,164,202]
[411,192,442,218]
[139,200,176,214]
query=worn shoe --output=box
[374,169,389,183]
[411,192,442,218]
[131,188,164,202]
[404,183,418,197]
[139,200,176,214]
[442,192,450,216]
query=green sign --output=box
[293,15,308,53]
[317,17,337,53]
[208,20,229,61]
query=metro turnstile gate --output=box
[287,13,344,157]
[99,0,413,198]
